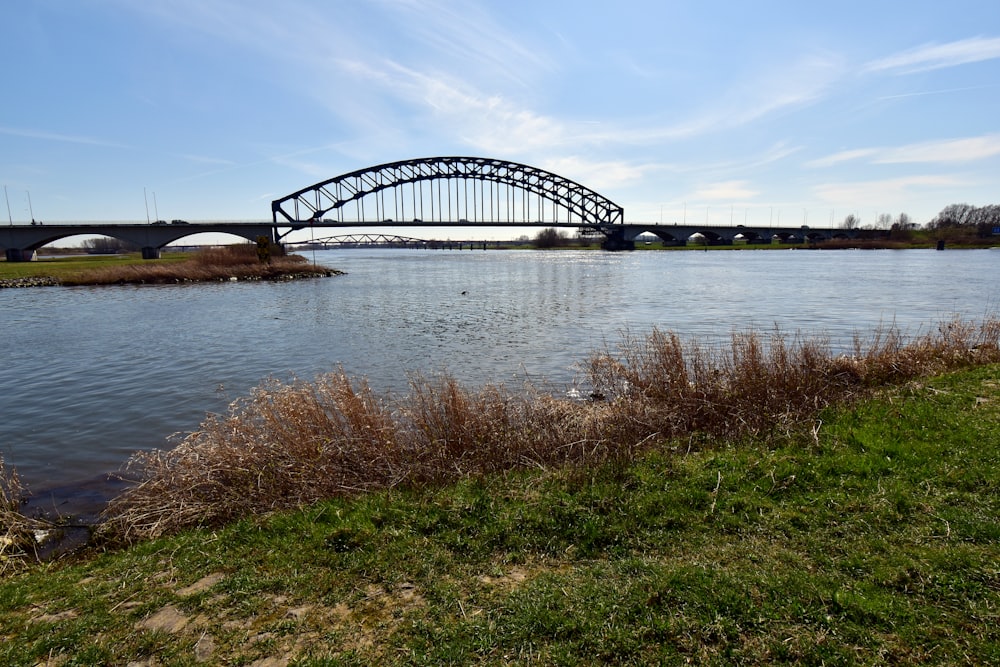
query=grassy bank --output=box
[0,246,339,286]
[96,319,1000,542]
[0,251,191,280]
[0,363,997,664]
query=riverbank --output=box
[0,246,341,287]
[1,363,997,664]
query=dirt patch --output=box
[176,572,226,597]
[137,604,189,633]
[31,609,79,624]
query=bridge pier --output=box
[5,248,36,262]
[141,247,161,260]
[601,229,635,251]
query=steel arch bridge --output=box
[271,156,625,233]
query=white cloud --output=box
[813,175,964,206]
[380,0,555,85]
[539,156,647,191]
[671,54,844,139]
[0,125,127,148]
[177,154,236,166]
[805,148,880,168]
[864,36,1000,74]
[876,84,1000,101]
[807,134,1000,168]
[876,134,1000,164]
[338,59,571,155]
[691,180,759,201]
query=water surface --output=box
[1,248,996,503]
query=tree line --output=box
[925,203,1000,238]
[841,204,999,240]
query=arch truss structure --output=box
[271,156,624,231]
[308,234,429,247]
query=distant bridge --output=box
[294,234,505,250]
[306,233,429,247]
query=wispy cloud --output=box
[166,143,345,185]
[876,83,1000,100]
[0,125,127,148]
[338,59,572,154]
[381,0,556,86]
[177,154,236,166]
[691,180,760,201]
[340,48,838,163]
[540,156,648,191]
[863,36,1000,74]
[813,175,964,206]
[807,134,1000,168]
[876,134,1000,163]
[805,148,881,168]
[634,53,845,142]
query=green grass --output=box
[0,252,191,280]
[1,365,997,665]
[1,246,336,285]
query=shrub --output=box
[1,456,53,572]
[98,318,1000,541]
[61,245,327,286]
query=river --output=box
[1,247,997,513]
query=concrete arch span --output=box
[1,223,276,261]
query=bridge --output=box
[2,156,866,260]
[271,156,624,229]
[270,156,866,249]
[0,221,277,261]
[617,223,860,247]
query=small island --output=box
[0,244,341,288]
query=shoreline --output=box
[2,364,998,664]
[0,269,342,289]
[0,246,343,287]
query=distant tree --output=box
[840,214,860,230]
[82,237,139,254]
[928,203,975,230]
[968,204,1000,237]
[875,213,894,229]
[926,203,1000,238]
[532,228,568,249]
[889,213,917,240]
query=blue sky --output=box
[3,0,999,240]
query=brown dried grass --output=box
[60,245,332,286]
[1,456,52,572]
[98,317,1000,542]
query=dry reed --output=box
[98,318,1000,541]
[60,245,335,286]
[1,456,53,572]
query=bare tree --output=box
[83,237,139,254]
[840,214,860,229]
[926,203,1000,238]
[532,228,568,249]
[928,203,975,230]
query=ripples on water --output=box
[1,248,997,498]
